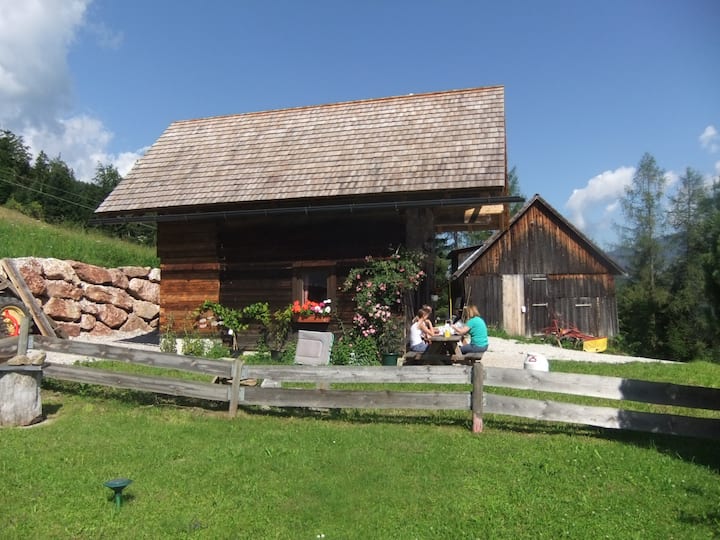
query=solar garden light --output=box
[104,478,132,509]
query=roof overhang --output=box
[91,195,524,229]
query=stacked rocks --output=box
[10,258,160,338]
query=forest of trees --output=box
[0,129,154,244]
[616,153,719,362]
[1,129,718,362]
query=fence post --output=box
[228,359,244,418]
[17,315,30,356]
[471,361,484,433]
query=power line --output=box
[0,170,99,211]
[0,169,155,232]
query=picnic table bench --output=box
[403,334,484,365]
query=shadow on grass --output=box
[239,403,472,429]
[603,428,720,474]
[43,379,720,473]
[488,415,720,473]
[42,379,229,413]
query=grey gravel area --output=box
[40,330,163,365]
[481,337,671,369]
[41,331,670,368]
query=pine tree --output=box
[0,130,32,204]
[616,153,670,357]
[699,179,720,360]
[665,168,709,360]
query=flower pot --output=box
[381,353,400,366]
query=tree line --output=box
[0,129,154,245]
[617,153,719,362]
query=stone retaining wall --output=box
[7,258,160,338]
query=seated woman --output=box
[408,307,433,352]
[421,304,439,336]
[453,304,489,355]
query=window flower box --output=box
[292,315,331,324]
[291,299,332,323]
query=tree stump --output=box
[0,365,43,426]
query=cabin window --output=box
[303,269,328,302]
[293,265,335,304]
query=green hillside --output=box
[0,206,158,268]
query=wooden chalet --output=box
[450,194,625,339]
[95,86,520,340]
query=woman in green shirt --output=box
[454,304,488,354]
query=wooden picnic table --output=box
[428,334,462,356]
[403,334,483,365]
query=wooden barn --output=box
[450,194,624,339]
[94,86,521,339]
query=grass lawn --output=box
[0,362,718,539]
[0,206,158,267]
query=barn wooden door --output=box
[525,274,549,336]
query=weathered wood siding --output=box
[502,274,525,336]
[523,274,617,337]
[157,211,408,336]
[466,272,618,338]
[546,274,618,337]
[466,205,614,276]
[465,274,503,326]
[158,220,220,330]
[459,203,620,338]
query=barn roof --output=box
[451,194,626,279]
[96,86,507,217]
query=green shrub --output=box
[205,341,232,359]
[331,334,379,365]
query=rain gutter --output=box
[91,195,525,225]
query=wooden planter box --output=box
[292,315,331,324]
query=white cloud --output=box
[565,166,635,231]
[87,21,124,50]
[0,0,139,181]
[23,115,145,180]
[664,170,679,189]
[0,0,87,125]
[700,125,719,153]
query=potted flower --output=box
[376,316,406,365]
[291,299,332,323]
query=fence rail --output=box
[10,336,720,440]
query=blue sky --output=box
[1,0,718,248]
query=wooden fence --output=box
[2,335,719,440]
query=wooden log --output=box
[31,336,232,378]
[242,387,470,410]
[0,336,19,359]
[484,367,720,411]
[43,363,227,402]
[485,393,720,440]
[471,361,484,433]
[17,315,29,356]
[243,364,471,384]
[228,359,243,417]
[0,258,57,337]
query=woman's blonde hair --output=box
[463,304,480,320]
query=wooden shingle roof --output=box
[96,86,506,216]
